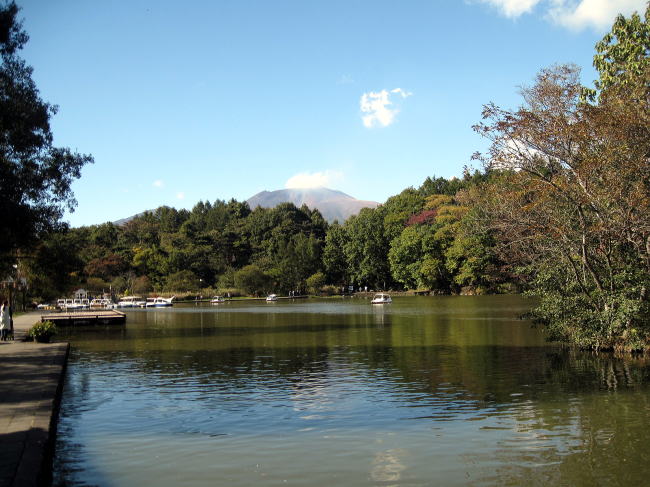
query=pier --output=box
[40,309,126,326]
[0,312,69,487]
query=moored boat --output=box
[117,296,145,308]
[145,296,174,307]
[371,293,392,304]
[266,294,278,302]
[90,298,116,308]
[211,295,225,304]
[57,298,90,310]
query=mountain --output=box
[113,211,148,226]
[246,187,379,222]
[112,189,378,227]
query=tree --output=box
[344,208,391,289]
[588,2,649,99]
[23,229,84,300]
[84,253,128,280]
[382,188,425,242]
[388,195,463,291]
[132,276,152,295]
[445,191,505,293]
[472,60,650,351]
[234,264,271,296]
[389,225,436,289]
[0,2,92,271]
[306,271,326,295]
[322,223,348,285]
[165,270,200,293]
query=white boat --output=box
[211,295,225,304]
[371,293,392,304]
[90,298,116,308]
[117,296,145,308]
[57,298,89,310]
[266,294,278,302]
[145,296,174,307]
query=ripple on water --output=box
[53,297,650,486]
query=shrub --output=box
[27,320,57,343]
[306,272,326,295]
[320,285,340,296]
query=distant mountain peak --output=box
[247,187,378,222]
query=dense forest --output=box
[22,171,508,300]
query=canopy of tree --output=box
[0,2,92,274]
[469,4,650,352]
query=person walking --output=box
[0,300,10,341]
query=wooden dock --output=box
[40,309,126,326]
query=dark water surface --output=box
[52,296,650,486]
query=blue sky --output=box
[16,0,647,227]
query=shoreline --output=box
[0,312,69,487]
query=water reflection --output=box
[53,296,650,486]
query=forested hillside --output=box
[24,171,507,300]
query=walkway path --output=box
[0,312,69,487]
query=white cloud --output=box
[152,179,164,188]
[285,170,343,189]
[477,0,542,18]
[360,88,412,128]
[475,0,646,30]
[547,0,646,30]
[176,192,185,200]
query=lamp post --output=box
[10,264,17,311]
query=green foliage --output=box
[165,270,200,292]
[589,2,649,99]
[24,230,85,299]
[23,169,499,300]
[382,188,425,241]
[306,271,326,295]
[471,15,650,352]
[110,276,128,294]
[132,276,152,294]
[322,223,348,285]
[343,207,391,289]
[85,276,109,294]
[27,320,56,343]
[387,196,472,291]
[389,225,435,289]
[234,264,271,296]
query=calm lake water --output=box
[52,296,650,486]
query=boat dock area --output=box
[0,312,69,487]
[40,309,126,326]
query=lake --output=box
[52,295,650,486]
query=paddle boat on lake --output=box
[145,296,174,307]
[371,293,392,304]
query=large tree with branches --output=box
[0,2,92,273]
[470,5,650,351]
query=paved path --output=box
[0,312,69,487]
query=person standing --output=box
[0,300,10,341]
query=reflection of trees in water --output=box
[456,352,650,486]
[58,297,650,483]
[64,326,650,484]
[490,385,650,485]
